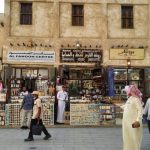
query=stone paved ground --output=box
[0,127,149,150]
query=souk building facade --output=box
[0,0,150,126]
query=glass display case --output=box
[114,68,144,100]
[62,67,105,98]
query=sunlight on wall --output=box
[0,0,4,13]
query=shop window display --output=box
[7,67,55,103]
[113,68,145,100]
[62,67,106,102]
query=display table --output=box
[70,103,116,126]
[5,102,54,127]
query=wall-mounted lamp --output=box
[67,44,70,47]
[127,59,131,67]
[22,43,26,46]
[0,22,4,27]
[17,43,20,46]
[61,45,63,48]
[126,45,128,47]
[111,46,114,48]
[10,43,13,46]
[76,41,80,49]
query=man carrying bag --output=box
[24,91,51,141]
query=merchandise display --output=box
[0,104,5,126]
[0,93,6,102]
[114,68,144,100]
[5,104,21,126]
[99,104,115,125]
[70,103,116,126]
[5,101,54,126]
[70,103,99,125]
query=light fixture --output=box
[22,43,26,46]
[139,46,144,48]
[76,41,80,49]
[61,45,63,48]
[17,43,20,46]
[10,43,13,46]
[127,59,131,67]
[111,46,114,48]
[0,22,4,27]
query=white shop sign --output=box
[7,51,55,62]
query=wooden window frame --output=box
[121,5,133,29]
[20,3,32,25]
[72,4,84,26]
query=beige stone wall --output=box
[2,0,150,68]
[10,1,56,37]
[107,4,149,39]
[60,3,104,38]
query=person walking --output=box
[57,85,68,124]
[24,91,51,141]
[20,89,34,129]
[143,97,150,133]
[122,85,143,150]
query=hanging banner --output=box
[107,67,115,96]
[7,51,55,62]
[109,48,144,60]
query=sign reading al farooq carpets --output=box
[109,48,145,60]
[7,51,55,62]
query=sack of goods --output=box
[32,124,43,135]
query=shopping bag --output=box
[32,124,43,135]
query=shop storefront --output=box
[0,47,149,127]
[0,49,56,126]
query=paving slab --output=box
[0,127,149,150]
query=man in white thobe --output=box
[122,85,143,150]
[57,85,68,123]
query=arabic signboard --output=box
[60,49,102,63]
[109,48,145,60]
[7,51,55,62]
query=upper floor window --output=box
[121,6,133,29]
[20,3,32,25]
[72,5,84,26]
